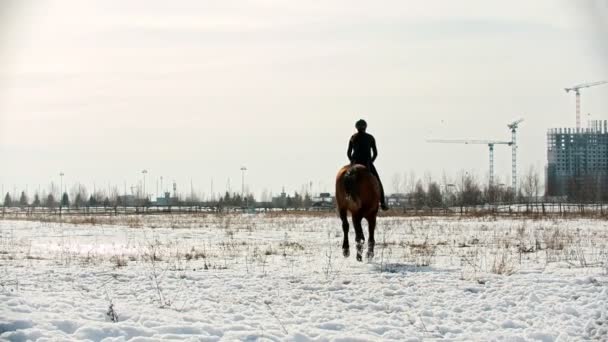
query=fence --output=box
[2,202,608,219]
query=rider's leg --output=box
[369,163,388,210]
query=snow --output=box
[1,214,607,341]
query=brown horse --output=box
[335,164,380,262]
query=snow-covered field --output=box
[1,214,607,341]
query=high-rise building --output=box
[546,120,608,201]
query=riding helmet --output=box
[355,119,367,131]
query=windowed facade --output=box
[546,120,608,201]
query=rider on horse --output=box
[347,119,389,211]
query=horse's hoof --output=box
[366,251,374,260]
[343,248,350,258]
[356,242,364,262]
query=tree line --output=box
[4,165,602,211]
[391,166,545,210]
[0,183,316,210]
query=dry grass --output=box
[2,213,607,284]
[405,239,437,267]
[491,247,516,275]
[110,255,128,268]
[184,247,206,261]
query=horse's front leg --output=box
[353,214,365,262]
[339,209,350,257]
[366,214,377,260]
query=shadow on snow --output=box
[373,262,454,274]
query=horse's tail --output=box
[343,167,359,202]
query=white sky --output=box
[1,0,607,199]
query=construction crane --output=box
[565,81,608,130]
[427,139,512,187]
[507,118,524,192]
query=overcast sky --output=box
[1,0,607,199]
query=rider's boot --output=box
[378,179,389,211]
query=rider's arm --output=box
[347,138,354,162]
[371,136,378,162]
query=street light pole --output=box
[142,169,148,201]
[240,166,247,208]
[59,172,64,206]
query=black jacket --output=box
[347,132,377,165]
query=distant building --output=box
[546,120,608,200]
[387,193,412,207]
[311,192,334,209]
[271,189,288,208]
[313,193,333,202]
[117,195,136,206]
[155,192,178,206]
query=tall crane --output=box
[565,81,608,130]
[507,118,524,192]
[427,139,512,187]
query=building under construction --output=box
[546,120,608,201]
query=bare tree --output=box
[401,171,409,194]
[427,182,442,211]
[408,171,417,194]
[45,194,56,209]
[458,172,482,206]
[91,189,105,205]
[109,186,120,206]
[423,171,433,189]
[391,173,401,194]
[441,171,449,191]
[413,181,426,210]
[70,183,88,208]
[521,166,541,204]
[484,185,499,204]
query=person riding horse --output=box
[347,119,389,211]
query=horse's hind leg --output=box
[339,208,350,257]
[353,214,365,262]
[366,214,377,260]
